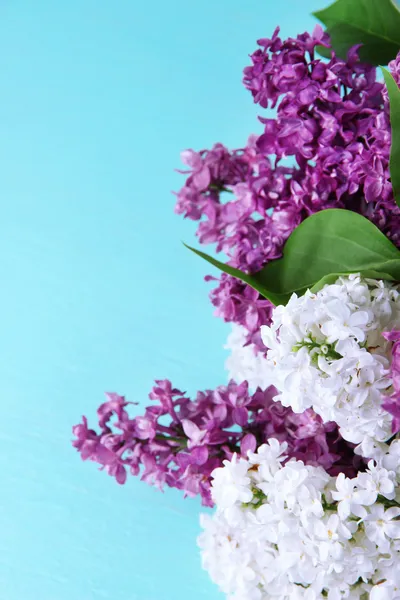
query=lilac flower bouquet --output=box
[73,0,400,597]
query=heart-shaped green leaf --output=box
[186,209,400,306]
[313,0,400,65]
[382,68,400,208]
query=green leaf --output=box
[183,244,291,306]
[382,68,400,208]
[313,0,400,65]
[185,209,400,306]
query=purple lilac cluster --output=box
[73,380,360,506]
[73,29,400,501]
[175,26,400,349]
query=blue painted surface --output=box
[0,2,323,599]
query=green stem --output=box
[208,183,233,193]
[377,494,400,509]
[155,433,186,446]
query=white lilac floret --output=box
[260,275,400,449]
[198,440,400,600]
[225,324,270,391]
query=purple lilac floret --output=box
[72,380,361,506]
[382,331,400,433]
[175,27,400,349]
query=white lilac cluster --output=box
[198,439,400,600]
[260,275,400,448]
[225,324,270,391]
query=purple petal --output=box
[95,444,116,465]
[181,419,201,442]
[241,434,257,456]
[233,407,249,427]
[115,464,127,485]
[190,446,209,465]
[192,167,211,191]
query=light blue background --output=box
[0,1,324,599]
